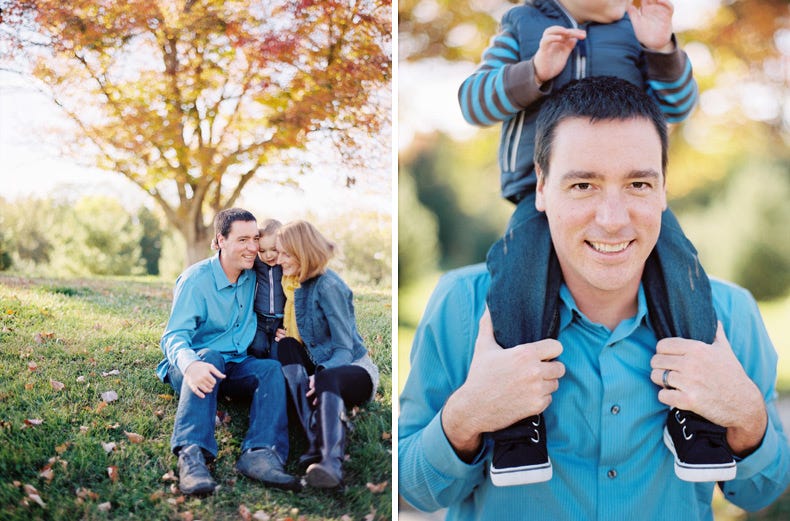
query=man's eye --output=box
[573,182,591,190]
[631,181,651,190]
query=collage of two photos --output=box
[0,0,788,520]
[397,0,790,520]
[1,1,390,520]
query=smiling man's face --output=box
[536,116,667,305]
[217,219,260,281]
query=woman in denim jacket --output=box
[273,220,379,489]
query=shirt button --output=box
[607,469,617,479]
[610,405,620,415]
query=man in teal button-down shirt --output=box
[398,77,790,519]
[158,208,299,495]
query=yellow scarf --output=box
[281,275,302,344]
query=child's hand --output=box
[275,327,287,342]
[534,26,586,85]
[628,0,675,52]
[306,375,317,406]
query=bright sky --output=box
[0,72,391,222]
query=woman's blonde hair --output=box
[277,220,335,282]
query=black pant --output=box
[277,337,372,407]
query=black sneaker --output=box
[663,408,736,482]
[489,414,552,486]
[177,444,216,495]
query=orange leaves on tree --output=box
[0,0,391,266]
[107,466,119,483]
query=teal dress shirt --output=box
[157,253,256,382]
[399,263,790,520]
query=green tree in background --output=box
[0,229,11,271]
[1,0,391,266]
[325,211,392,286]
[0,196,65,266]
[137,206,163,276]
[403,131,511,272]
[53,196,145,276]
[397,171,439,287]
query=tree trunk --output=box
[185,238,212,267]
[179,218,212,268]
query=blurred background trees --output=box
[0,195,391,286]
[398,0,790,302]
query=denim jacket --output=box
[294,269,379,395]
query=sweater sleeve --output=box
[643,34,698,123]
[458,25,548,127]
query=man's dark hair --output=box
[214,208,257,239]
[534,76,668,177]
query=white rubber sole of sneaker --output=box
[489,459,553,487]
[663,427,737,482]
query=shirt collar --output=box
[209,252,250,290]
[558,283,651,341]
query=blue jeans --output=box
[167,349,290,462]
[249,314,283,359]
[486,192,717,348]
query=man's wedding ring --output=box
[662,368,674,390]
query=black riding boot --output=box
[305,392,346,489]
[281,364,320,470]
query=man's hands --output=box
[628,0,675,52]
[442,308,565,460]
[650,322,768,456]
[184,361,226,399]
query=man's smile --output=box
[585,240,633,254]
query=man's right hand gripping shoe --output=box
[663,408,736,482]
[489,414,552,486]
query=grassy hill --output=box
[0,274,392,521]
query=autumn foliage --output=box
[1,0,392,264]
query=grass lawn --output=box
[0,274,392,521]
